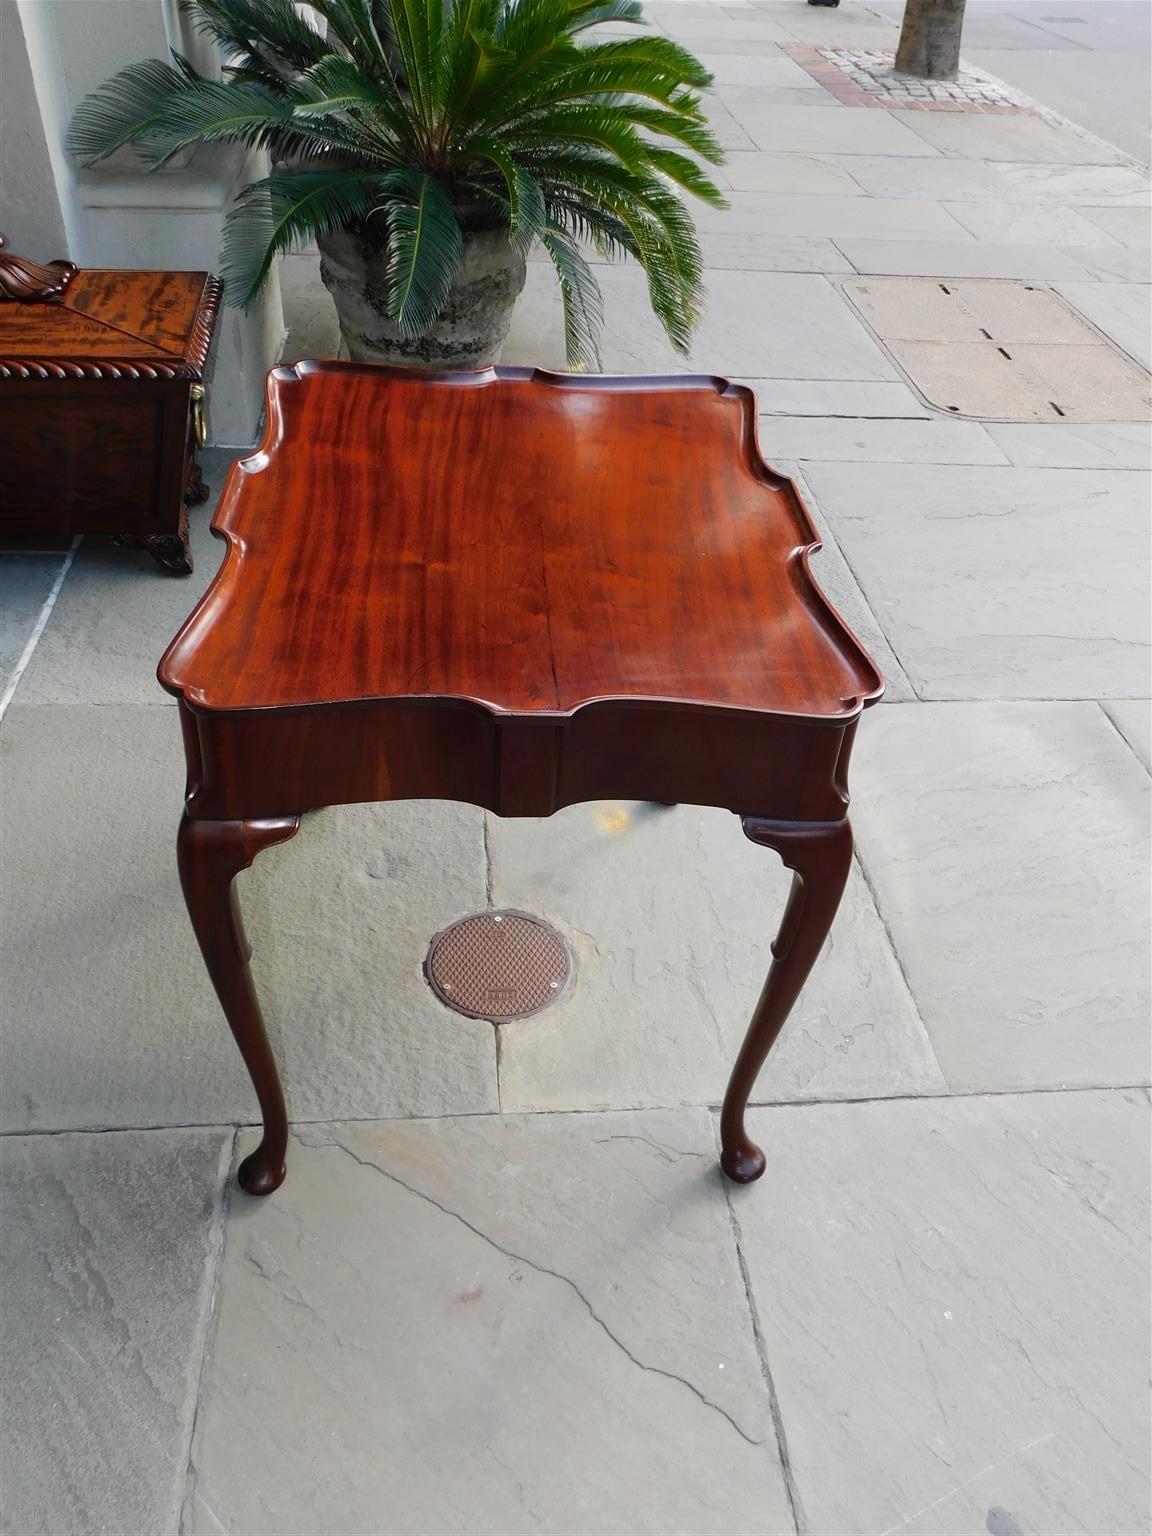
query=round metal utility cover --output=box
[425,910,573,1022]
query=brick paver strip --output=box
[782,44,1038,114]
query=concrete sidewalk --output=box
[2,3,1149,1532]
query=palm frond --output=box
[438,0,504,115]
[383,0,440,133]
[223,168,386,304]
[189,0,327,73]
[66,56,197,163]
[290,54,411,149]
[542,225,604,368]
[381,169,464,334]
[644,145,727,206]
[545,193,637,261]
[465,137,547,249]
[141,77,297,167]
[565,0,645,34]
[501,104,649,167]
[625,103,724,163]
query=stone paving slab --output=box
[186,1111,794,1535]
[696,232,855,271]
[1104,700,1152,772]
[523,230,855,273]
[758,415,1006,463]
[504,262,900,381]
[697,91,758,149]
[1078,205,1152,246]
[722,148,865,194]
[14,448,239,708]
[489,801,943,1113]
[653,11,791,42]
[1058,244,1152,284]
[695,50,823,88]
[985,422,1152,469]
[788,491,918,702]
[719,82,841,109]
[803,463,1151,699]
[0,552,66,698]
[1055,281,1152,370]
[897,109,1130,164]
[942,200,1125,247]
[838,238,1092,280]
[0,703,497,1133]
[750,377,930,417]
[849,702,1151,1091]
[732,1089,1151,1535]
[664,29,789,56]
[0,1127,230,1536]
[994,161,1152,205]
[721,101,944,155]
[697,188,970,239]
[769,8,902,46]
[834,155,1151,205]
[835,154,1022,201]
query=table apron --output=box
[179,699,857,822]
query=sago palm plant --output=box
[68,0,726,367]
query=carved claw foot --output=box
[146,532,193,575]
[185,461,211,506]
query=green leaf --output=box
[465,136,547,249]
[542,225,603,368]
[380,169,464,335]
[503,105,648,167]
[222,168,385,305]
[66,57,196,163]
[645,146,727,206]
[190,0,328,73]
[565,0,645,34]
[290,54,411,148]
[385,0,440,134]
[626,103,725,165]
[143,77,297,167]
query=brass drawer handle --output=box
[190,384,207,448]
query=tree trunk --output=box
[894,0,967,80]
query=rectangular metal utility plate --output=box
[842,277,1151,422]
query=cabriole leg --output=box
[720,817,853,1184]
[177,813,300,1194]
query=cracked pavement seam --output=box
[178,1131,237,1536]
[301,1131,767,1448]
[716,1124,806,1536]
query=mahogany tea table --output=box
[159,361,883,1196]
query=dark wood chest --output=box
[0,257,221,573]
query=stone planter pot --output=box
[316,225,527,368]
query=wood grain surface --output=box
[160,362,882,719]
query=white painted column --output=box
[0,0,69,258]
